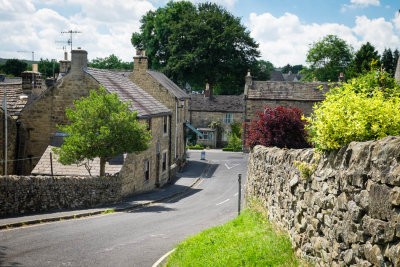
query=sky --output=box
[0,0,399,67]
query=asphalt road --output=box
[0,150,248,267]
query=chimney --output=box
[338,72,344,82]
[59,52,70,74]
[71,48,87,77]
[21,67,42,96]
[32,64,38,72]
[133,49,148,72]
[204,83,211,98]
[245,69,252,86]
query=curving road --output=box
[0,150,248,267]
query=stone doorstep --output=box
[0,162,209,231]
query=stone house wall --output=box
[190,110,242,147]
[130,61,187,164]
[246,136,400,266]
[0,175,122,216]
[120,116,170,197]
[20,72,99,173]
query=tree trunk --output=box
[100,156,106,177]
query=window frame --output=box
[223,113,233,124]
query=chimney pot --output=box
[64,52,68,60]
[32,64,38,72]
[313,77,318,82]
[71,48,88,76]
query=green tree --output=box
[53,87,152,176]
[281,64,303,74]
[305,35,353,81]
[88,54,133,70]
[347,42,380,78]
[251,60,274,81]
[2,59,27,76]
[38,58,60,78]
[305,68,400,151]
[132,1,260,95]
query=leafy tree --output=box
[281,64,303,74]
[304,68,400,151]
[305,35,353,81]
[245,106,310,149]
[251,60,274,81]
[2,59,27,76]
[88,54,133,70]
[132,1,260,95]
[346,42,380,78]
[53,87,152,176]
[38,58,60,78]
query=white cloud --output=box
[248,12,400,67]
[350,0,380,7]
[0,0,154,62]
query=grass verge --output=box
[166,205,300,266]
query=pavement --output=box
[0,156,211,230]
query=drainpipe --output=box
[175,100,178,161]
[168,114,172,183]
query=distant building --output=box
[189,84,244,148]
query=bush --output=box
[226,134,242,151]
[222,147,234,151]
[245,106,310,149]
[305,69,400,151]
[187,144,204,150]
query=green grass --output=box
[166,207,300,267]
[102,209,115,214]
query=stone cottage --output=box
[189,85,244,148]
[20,49,174,196]
[130,50,189,165]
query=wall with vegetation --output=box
[246,136,400,266]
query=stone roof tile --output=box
[189,94,244,112]
[146,70,189,99]
[85,68,171,118]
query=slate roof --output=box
[31,145,124,176]
[269,70,285,81]
[146,70,190,99]
[248,81,330,101]
[85,68,171,119]
[282,73,303,82]
[0,82,28,117]
[189,94,244,113]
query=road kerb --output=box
[0,161,211,231]
[152,249,175,267]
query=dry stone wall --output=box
[246,136,400,266]
[0,175,122,216]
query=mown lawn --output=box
[166,206,302,267]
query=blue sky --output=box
[0,0,399,67]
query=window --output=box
[144,160,150,181]
[162,151,167,172]
[163,116,168,135]
[199,131,214,140]
[222,130,230,141]
[223,113,233,124]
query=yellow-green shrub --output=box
[305,70,400,151]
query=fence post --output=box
[238,173,242,215]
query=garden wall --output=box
[246,136,400,266]
[0,175,122,216]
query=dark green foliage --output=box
[53,87,151,176]
[305,35,353,81]
[251,60,274,81]
[2,59,28,76]
[132,1,260,95]
[38,58,60,78]
[346,42,380,79]
[281,64,303,74]
[88,54,133,70]
[381,48,399,77]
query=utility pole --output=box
[2,86,7,176]
[61,30,82,52]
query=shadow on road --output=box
[161,188,202,204]
[0,246,22,266]
[127,205,176,214]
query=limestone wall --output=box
[0,175,122,216]
[246,136,400,266]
